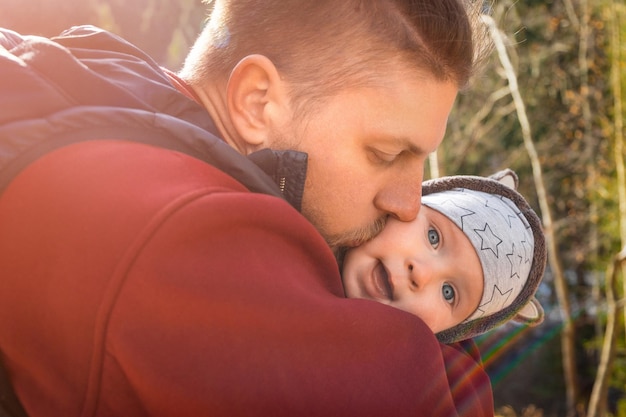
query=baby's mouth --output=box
[372,261,394,301]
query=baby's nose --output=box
[407,261,434,290]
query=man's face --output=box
[272,72,458,249]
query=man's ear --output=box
[226,54,291,154]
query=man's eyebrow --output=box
[391,137,430,155]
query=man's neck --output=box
[189,81,246,154]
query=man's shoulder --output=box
[52,25,162,69]
[0,27,24,49]
[0,25,289,202]
[1,24,201,122]
[440,339,494,416]
[45,139,254,196]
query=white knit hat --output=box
[422,188,534,321]
[421,169,546,344]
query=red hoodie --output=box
[0,139,493,417]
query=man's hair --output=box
[181,0,489,114]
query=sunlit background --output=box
[2,1,625,416]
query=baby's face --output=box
[341,205,484,333]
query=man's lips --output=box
[371,261,393,301]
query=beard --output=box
[329,216,387,269]
[311,215,387,267]
[323,215,387,250]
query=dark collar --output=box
[248,149,308,212]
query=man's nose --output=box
[374,175,422,222]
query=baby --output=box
[341,169,547,344]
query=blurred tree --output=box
[0,0,98,36]
[0,0,207,68]
[445,0,624,415]
[482,12,579,416]
[103,0,206,68]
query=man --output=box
[0,1,494,416]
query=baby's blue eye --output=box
[442,283,455,304]
[428,228,440,248]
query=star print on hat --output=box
[422,188,535,322]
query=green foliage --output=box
[618,397,626,417]
[448,0,625,412]
[448,0,619,270]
